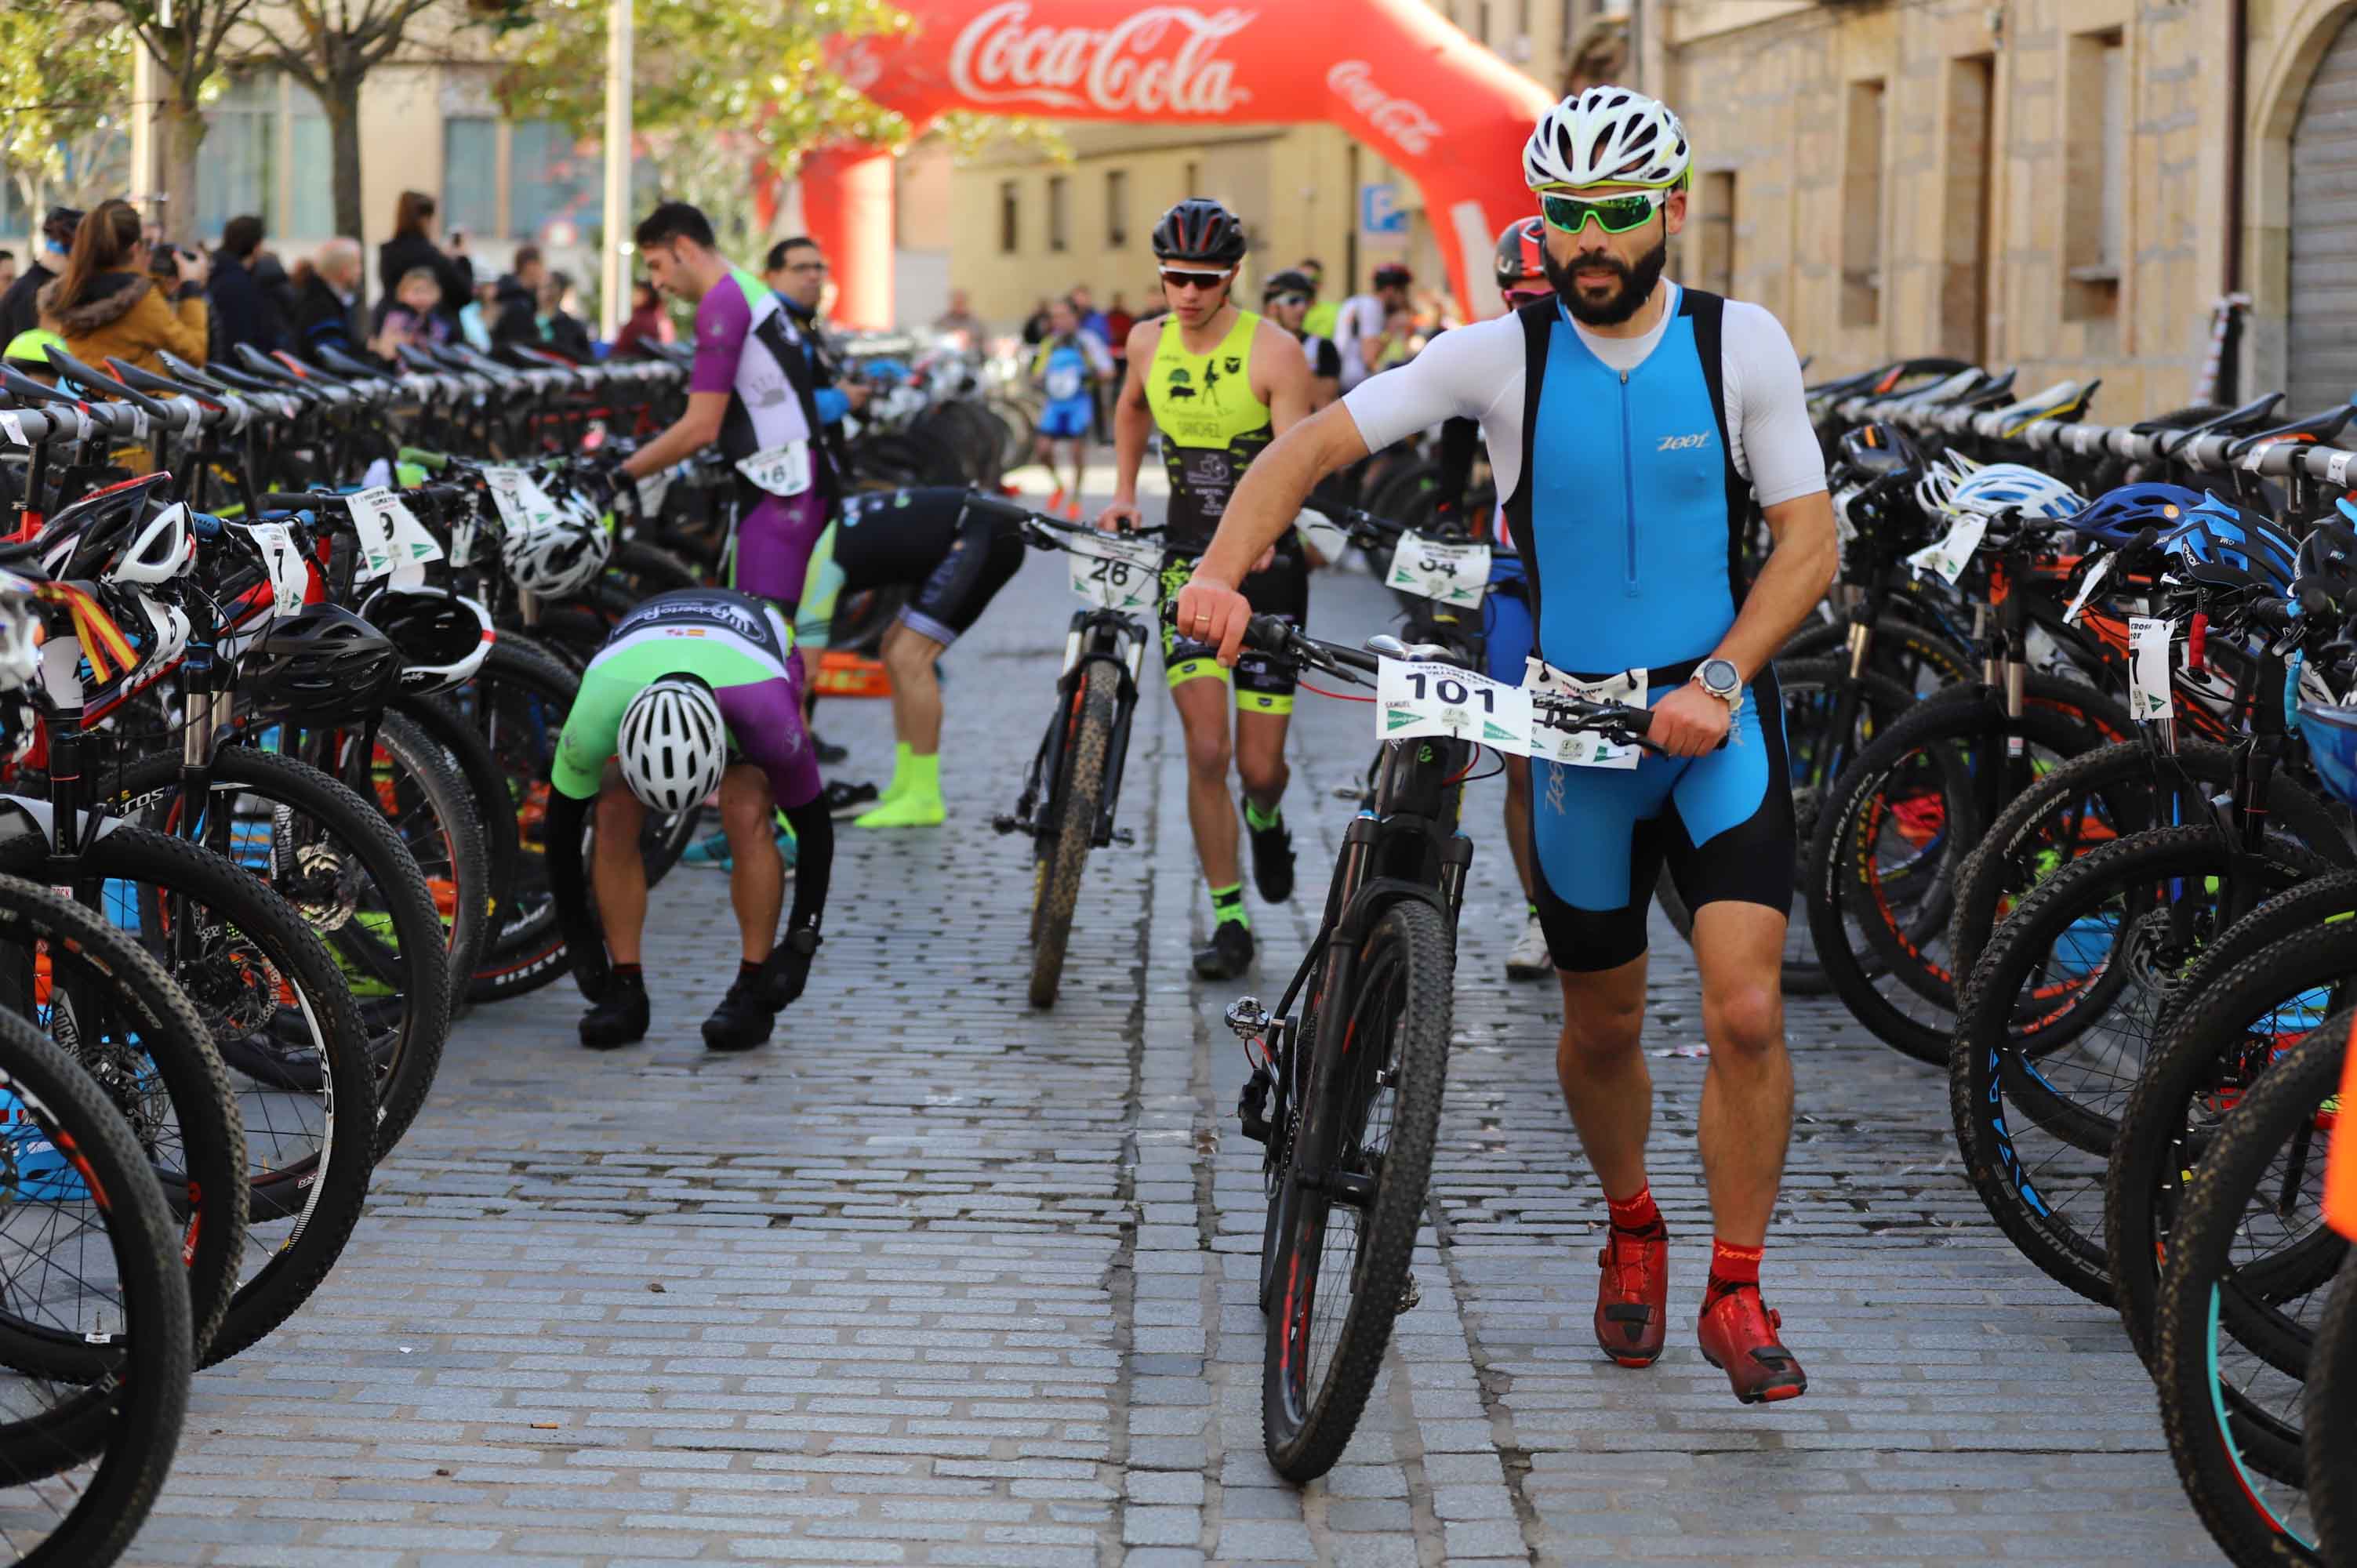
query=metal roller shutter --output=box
[2290,15,2357,415]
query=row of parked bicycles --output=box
[1736,361,2357,1565]
[0,322,1011,1563]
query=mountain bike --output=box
[990,507,1160,1007]
[1222,614,1660,1482]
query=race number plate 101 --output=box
[1387,532,1491,608]
[1376,659,1532,754]
[1068,534,1163,612]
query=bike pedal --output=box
[1224,996,1271,1041]
[990,815,1027,837]
[1331,784,1371,803]
[1110,828,1136,847]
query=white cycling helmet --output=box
[1912,450,1987,519]
[1524,85,1692,191]
[1942,463,2084,521]
[499,492,612,598]
[618,677,727,815]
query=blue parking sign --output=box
[1360,183,1405,235]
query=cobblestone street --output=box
[129,476,2218,1566]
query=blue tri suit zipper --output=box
[1618,368,1638,596]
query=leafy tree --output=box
[235,0,530,246]
[101,0,260,239]
[0,9,136,226]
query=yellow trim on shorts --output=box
[1237,690,1295,715]
[1167,656,1230,689]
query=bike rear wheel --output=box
[1262,898,1450,1483]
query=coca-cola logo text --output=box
[1326,60,1439,157]
[948,2,1256,115]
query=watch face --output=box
[1701,659,1739,695]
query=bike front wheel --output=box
[1029,662,1117,1009]
[1262,898,1450,1483]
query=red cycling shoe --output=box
[1697,1285,1808,1404]
[1593,1229,1669,1367]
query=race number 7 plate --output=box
[1068,533,1163,612]
[1376,659,1532,755]
[246,522,311,615]
[1387,532,1491,608]
[2128,615,2175,721]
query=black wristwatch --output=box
[1694,657,1741,709]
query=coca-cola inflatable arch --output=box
[805,0,1554,328]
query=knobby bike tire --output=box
[107,745,451,1160]
[1809,691,2088,1064]
[391,693,519,960]
[1948,741,2352,987]
[1949,826,2326,1306]
[0,876,245,1369]
[1028,662,1116,1010]
[2152,1017,2346,1563]
[2148,873,2357,1038]
[0,826,376,1368]
[336,711,496,998]
[2304,1254,2357,1568]
[464,636,579,1001]
[1263,898,1451,1483]
[2107,922,2357,1368]
[1778,614,1975,692]
[0,1011,191,1568]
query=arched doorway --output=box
[804,0,1554,327]
[2290,11,2357,412]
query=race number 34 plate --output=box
[1376,659,1532,754]
[1387,532,1491,608]
[1068,534,1163,612]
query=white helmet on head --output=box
[618,677,727,815]
[1524,85,1692,191]
[499,492,612,598]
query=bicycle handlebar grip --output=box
[1240,614,1295,655]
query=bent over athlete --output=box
[797,487,1030,828]
[1175,87,1839,1404]
[1102,198,1313,982]
[546,587,834,1054]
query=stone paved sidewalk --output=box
[125,476,2217,1566]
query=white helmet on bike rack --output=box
[1911,450,1986,519]
[1524,86,1692,191]
[618,677,727,815]
[1941,462,2084,521]
[498,491,611,597]
[0,574,41,694]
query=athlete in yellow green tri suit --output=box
[1100,198,1313,981]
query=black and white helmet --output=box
[618,677,727,815]
[1523,85,1691,191]
[499,492,612,598]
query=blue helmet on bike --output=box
[2062,481,2204,550]
[2157,494,2301,595]
[2300,701,2357,810]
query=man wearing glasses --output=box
[1260,270,1341,410]
[765,237,870,441]
[1100,198,1314,982]
[1171,89,1836,1406]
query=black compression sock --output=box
[737,960,764,987]
[612,964,645,988]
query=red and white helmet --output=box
[1524,85,1692,191]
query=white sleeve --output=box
[1339,314,1521,456]
[1720,301,1827,508]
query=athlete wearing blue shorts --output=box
[1174,89,1840,1406]
[1028,297,1112,517]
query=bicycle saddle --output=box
[2224,397,2357,460]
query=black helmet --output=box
[1494,218,1545,295]
[243,603,401,722]
[1151,199,1246,266]
[1262,268,1315,301]
[1834,423,1920,480]
[1372,262,1414,290]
